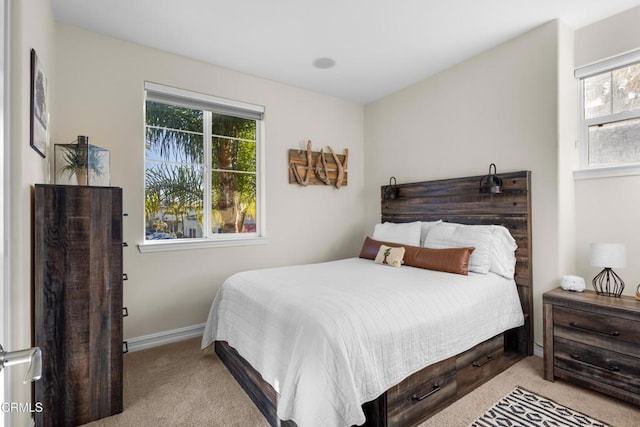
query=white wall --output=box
[364,21,574,346]
[575,5,640,68]
[574,6,640,298]
[52,24,365,339]
[8,0,55,425]
[557,22,578,294]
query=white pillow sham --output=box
[424,222,517,277]
[372,221,422,246]
[424,222,493,274]
[489,225,518,278]
[419,220,442,247]
[372,220,442,247]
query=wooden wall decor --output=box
[288,140,348,188]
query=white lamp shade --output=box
[590,243,626,268]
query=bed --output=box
[202,171,533,427]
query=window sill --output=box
[574,164,640,180]
[137,236,269,253]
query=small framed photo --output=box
[30,49,48,158]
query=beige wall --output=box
[8,0,55,425]
[364,21,574,346]
[557,23,578,292]
[575,5,640,68]
[574,6,640,298]
[52,24,365,340]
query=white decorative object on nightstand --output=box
[560,275,585,292]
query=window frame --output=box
[574,49,640,180]
[138,82,267,253]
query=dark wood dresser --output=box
[34,184,124,426]
[543,287,640,406]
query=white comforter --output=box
[202,258,524,427]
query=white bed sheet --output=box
[202,258,524,427]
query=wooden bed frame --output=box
[214,170,533,427]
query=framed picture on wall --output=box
[30,48,48,158]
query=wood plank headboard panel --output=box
[380,171,533,355]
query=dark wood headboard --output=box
[380,171,533,356]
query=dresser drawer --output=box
[554,306,640,352]
[456,333,504,396]
[386,357,456,427]
[554,337,640,396]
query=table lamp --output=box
[590,243,626,297]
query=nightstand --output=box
[543,287,640,406]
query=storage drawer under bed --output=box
[386,357,456,427]
[385,333,505,427]
[457,333,504,396]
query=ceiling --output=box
[51,0,640,104]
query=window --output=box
[576,50,640,178]
[141,82,265,251]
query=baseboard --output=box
[125,324,547,357]
[125,323,205,353]
[533,341,543,358]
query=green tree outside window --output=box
[145,101,258,240]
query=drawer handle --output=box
[570,354,620,372]
[569,322,619,337]
[472,354,495,368]
[411,385,441,402]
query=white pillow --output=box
[372,221,421,246]
[419,220,442,247]
[489,225,518,278]
[424,222,518,277]
[424,222,493,274]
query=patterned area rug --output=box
[470,386,610,426]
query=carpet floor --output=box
[82,338,639,427]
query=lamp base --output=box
[592,268,625,297]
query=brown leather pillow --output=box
[405,246,475,275]
[359,236,405,259]
[359,237,474,275]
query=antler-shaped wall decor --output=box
[289,140,349,189]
